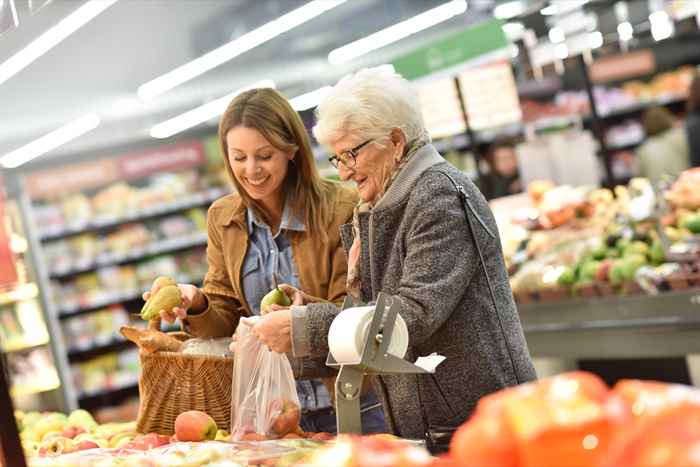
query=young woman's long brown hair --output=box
[218,87,334,238]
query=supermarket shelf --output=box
[78,380,139,411]
[67,338,131,363]
[1,337,50,353]
[519,289,700,359]
[433,133,471,153]
[49,232,208,279]
[11,378,61,398]
[38,188,227,242]
[58,276,204,319]
[0,283,39,306]
[584,95,688,123]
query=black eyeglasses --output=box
[328,139,373,169]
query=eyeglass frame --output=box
[328,139,374,169]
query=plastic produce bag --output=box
[231,316,301,440]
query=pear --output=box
[141,278,182,321]
[260,287,291,314]
[68,409,97,432]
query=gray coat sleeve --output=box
[387,172,480,347]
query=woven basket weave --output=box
[136,319,233,435]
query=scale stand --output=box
[326,293,429,434]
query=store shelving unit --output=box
[519,289,700,359]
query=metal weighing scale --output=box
[326,293,429,434]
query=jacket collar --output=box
[221,195,247,227]
[373,144,444,212]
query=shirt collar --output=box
[247,197,305,233]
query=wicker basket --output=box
[136,319,234,435]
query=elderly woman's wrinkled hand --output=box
[243,310,292,353]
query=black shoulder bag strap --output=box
[418,171,521,454]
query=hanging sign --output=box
[119,141,205,180]
[393,19,509,81]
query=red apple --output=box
[174,411,218,442]
[61,426,86,439]
[75,440,99,451]
[267,399,301,437]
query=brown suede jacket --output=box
[183,182,358,338]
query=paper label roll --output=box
[328,306,409,364]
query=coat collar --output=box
[373,144,444,212]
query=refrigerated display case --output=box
[0,171,71,413]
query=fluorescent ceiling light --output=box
[0,114,100,168]
[650,11,674,41]
[290,86,332,111]
[617,21,633,41]
[150,80,276,139]
[138,0,345,101]
[588,31,603,49]
[549,26,565,43]
[0,0,118,86]
[502,22,525,41]
[494,1,526,19]
[328,0,467,65]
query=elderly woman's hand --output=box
[243,310,292,353]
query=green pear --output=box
[141,284,182,321]
[260,287,291,314]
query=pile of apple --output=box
[16,409,151,457]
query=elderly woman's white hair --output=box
[313,66,430,147]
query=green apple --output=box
[260,287,292,314]
[68,409,97,432]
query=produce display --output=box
[504,171,700,303]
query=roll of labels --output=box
[326,293,441,434]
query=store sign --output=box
[590,50,656,84]
[393,19,508,81]
[24,159,119,199]
[458,60,522,131]
[119,141,205,180]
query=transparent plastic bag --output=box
[231,317,301,440]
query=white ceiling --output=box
[0,0,497,164]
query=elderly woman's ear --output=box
[390,128,407,161]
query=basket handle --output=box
[148,317,162,331]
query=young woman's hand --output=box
[264,284,305,314]
[142,283,204,324]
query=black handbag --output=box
[418,172,523,454]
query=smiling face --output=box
[226,126,293,209]
[332,130,405,202]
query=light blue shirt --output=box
[242,202,332,412]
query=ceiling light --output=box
[549,26,565,43]
[650,11,674,41]
[502,22,525,41]
[289,86,332,111]
[617,21,633,41]
[493,1,526,19]
[0,114,100,168]
[328,0,467,65]
[540,4,558,15]
[150,80,275,139]
[138,1,345,101]
[0,0,118,86]
[588,31,603,49]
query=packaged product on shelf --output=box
[92,183,138,220]
[60,193,92,230]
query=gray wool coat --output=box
[290,144,536,439]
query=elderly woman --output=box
[246,67,536,445]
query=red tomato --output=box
[604,404,700,467]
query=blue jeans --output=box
[300,392,387,434]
